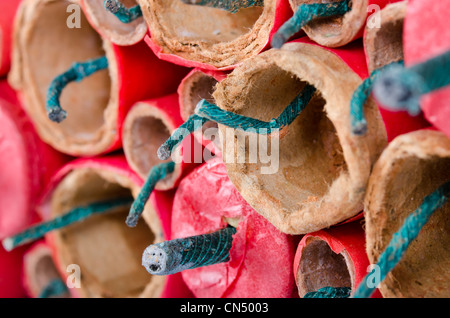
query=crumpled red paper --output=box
[172,157,296,298]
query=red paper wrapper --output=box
[404,0,450,138]
[108,42,190,156]
[294,221,381,298]
[0,80,69,240]
[172,157,296,298]
[0,0,22,76]
[0,243,27,298]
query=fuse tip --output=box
[271,33,287,49]
[373,65,422,116]
[125,213,139,228]
[104,0,120,13]
[2,238,14,252]
[157,144,171,161]
[142,245,168,275]
[47,108,67,123]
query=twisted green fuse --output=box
[353,180,450,298]
[304,287,351,298]
[373,50,450,117]
[142,226,237,275]
[157,84,317,160]
[104,0,142,23]
[126,162,176,228]
[46,56,108,123]
[180,0,264,13]
[2,197,133,252]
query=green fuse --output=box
[304,286,351,298]
[142,226,237,275]
[157,84,316,160]
[46,56,108,123]
[104,0,143,23]
[2,197,133,252]
[349,60,404,136]
[180,0,264,13]
[126,161,176,228]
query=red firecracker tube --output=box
[294,221,381,298]
[0,80,69,240]
[141,0,294,70]
[8,0,189,156]
[79,0,147,46]
[38,156,190,298]
[172,157,297,298]
[212,37,386,235]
